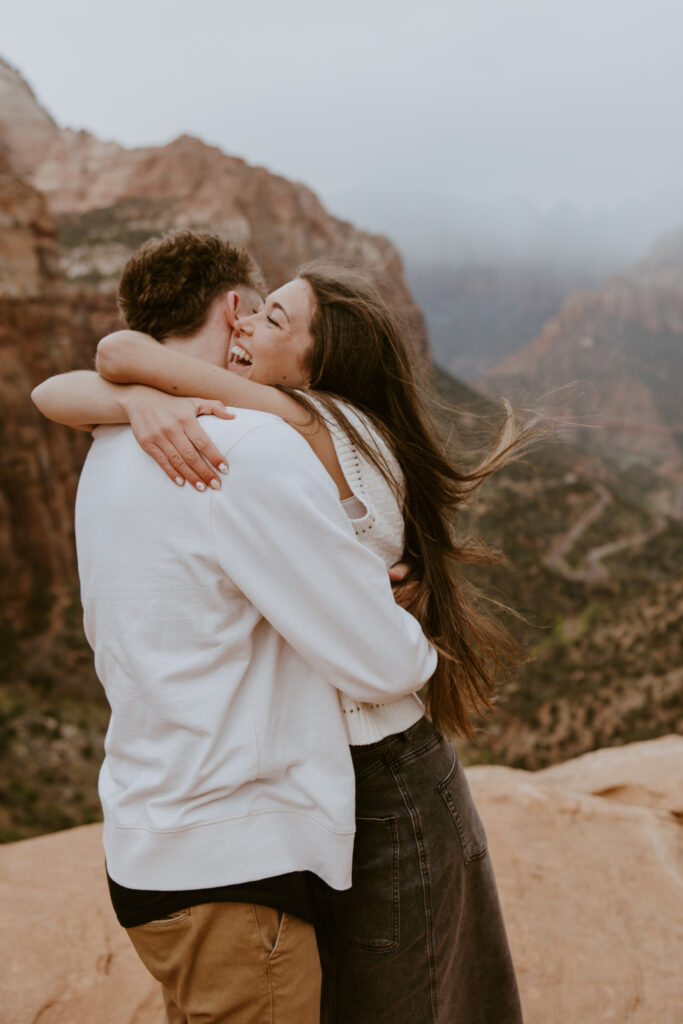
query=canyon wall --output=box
[481,241,683,477]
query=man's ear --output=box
[225,291,240,334]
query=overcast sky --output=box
[4,0,683,268]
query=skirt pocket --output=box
[437,750,488,864]
[333,815,400,951]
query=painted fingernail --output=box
[218,463,228,474]
[210,479,221,490]
[175,477,184,486]
[195,482,206,492]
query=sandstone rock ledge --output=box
[1,736,681,1024]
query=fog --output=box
[4,0,683,272]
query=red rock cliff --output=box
[0,58,428,362]
[481,240,683,475]
[0,153,118,646]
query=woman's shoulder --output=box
[303,393,396,468]
[302,392,405,566]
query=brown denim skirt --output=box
[312,716,523,1023]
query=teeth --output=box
[230,344,253,366]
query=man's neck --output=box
[164,318,231,369]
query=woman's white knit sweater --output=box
[307,396,425,744]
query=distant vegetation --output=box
[442,372,683,768]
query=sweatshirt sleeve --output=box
[210,419,437,703]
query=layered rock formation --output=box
[0,151,83,643]
[0,59,59,177]
[1,736,681,1024]
[0,57,428,361]
[0,140,119,845]
[0,153,59,298]
[480,240,683,479]
[0,152,118,645]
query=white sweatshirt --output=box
[75,410,436,893]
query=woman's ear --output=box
[225,291,240,335]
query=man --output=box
[70,233,436,1022]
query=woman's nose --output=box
[235,315,254,338]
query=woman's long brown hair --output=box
[286,261,539,739]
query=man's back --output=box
[76,409,436,893]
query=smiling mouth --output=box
[228,343,253,367]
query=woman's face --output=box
[228,278,315,387]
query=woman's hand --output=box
[388,562,420,613]
[125,389,235,491]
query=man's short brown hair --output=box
[117,231,266,339]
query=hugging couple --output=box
[33,231,524,1023]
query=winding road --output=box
[543,482,666,583]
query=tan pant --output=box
[127,902,321,1024]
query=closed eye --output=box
[266,315,282,328]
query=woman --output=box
[34,261,526,1023]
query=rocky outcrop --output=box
[0,822,159,1022]
[0,59,60,177]
[0,153,60,298]
[471,736,683,1024]
[1,736,681,1024]
[0,152,119,649]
